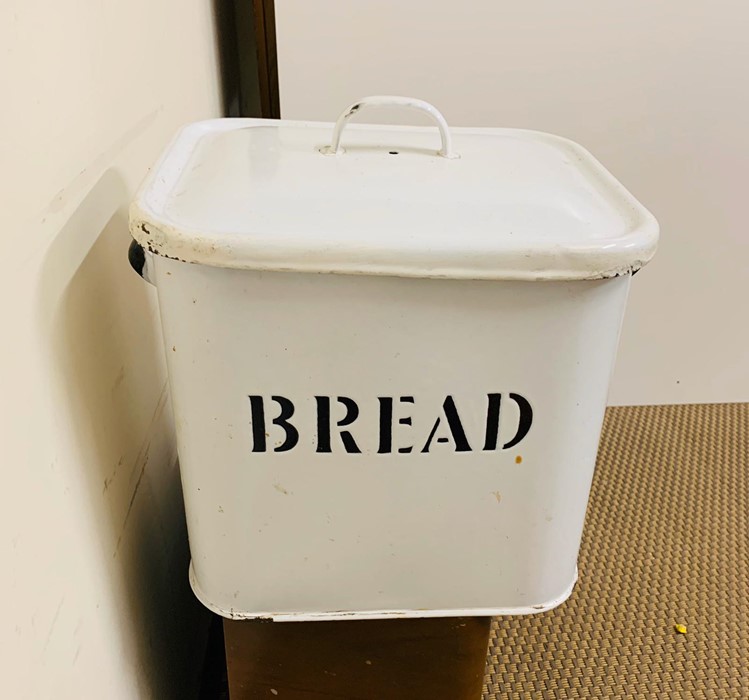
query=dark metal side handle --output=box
[128,238,154,285]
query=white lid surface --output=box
[131,98,658,280]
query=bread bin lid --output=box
[130,96,658,281]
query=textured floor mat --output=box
[483,403,749,699]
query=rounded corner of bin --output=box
[528,568,579,614]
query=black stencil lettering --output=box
[315,396,332,453]
[316,396,362,454]
[483,393,502,451]
[270,395,299,452]
[503,393,533,449]
[377,397,393,454]
[421,396,472,453]
[249,396,299,452]
[336,397,362,453]
[398,396,414,454]
[248,395,266,452]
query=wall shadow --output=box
[37,169,210,698]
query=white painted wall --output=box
[0,1,222,697]
[275,0,749,406]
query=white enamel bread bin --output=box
[129,96,658,621]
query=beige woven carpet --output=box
[482,403,748,699]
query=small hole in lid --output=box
[388,151,399,155]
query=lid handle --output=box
[320,96,458,159]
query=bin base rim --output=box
[188,561,578,622]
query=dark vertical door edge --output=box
[253,0,280,118]
[214,0,279,118]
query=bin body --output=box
[130,100,658,621]
[156,260,628,620]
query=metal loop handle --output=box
[320,96,458,159]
